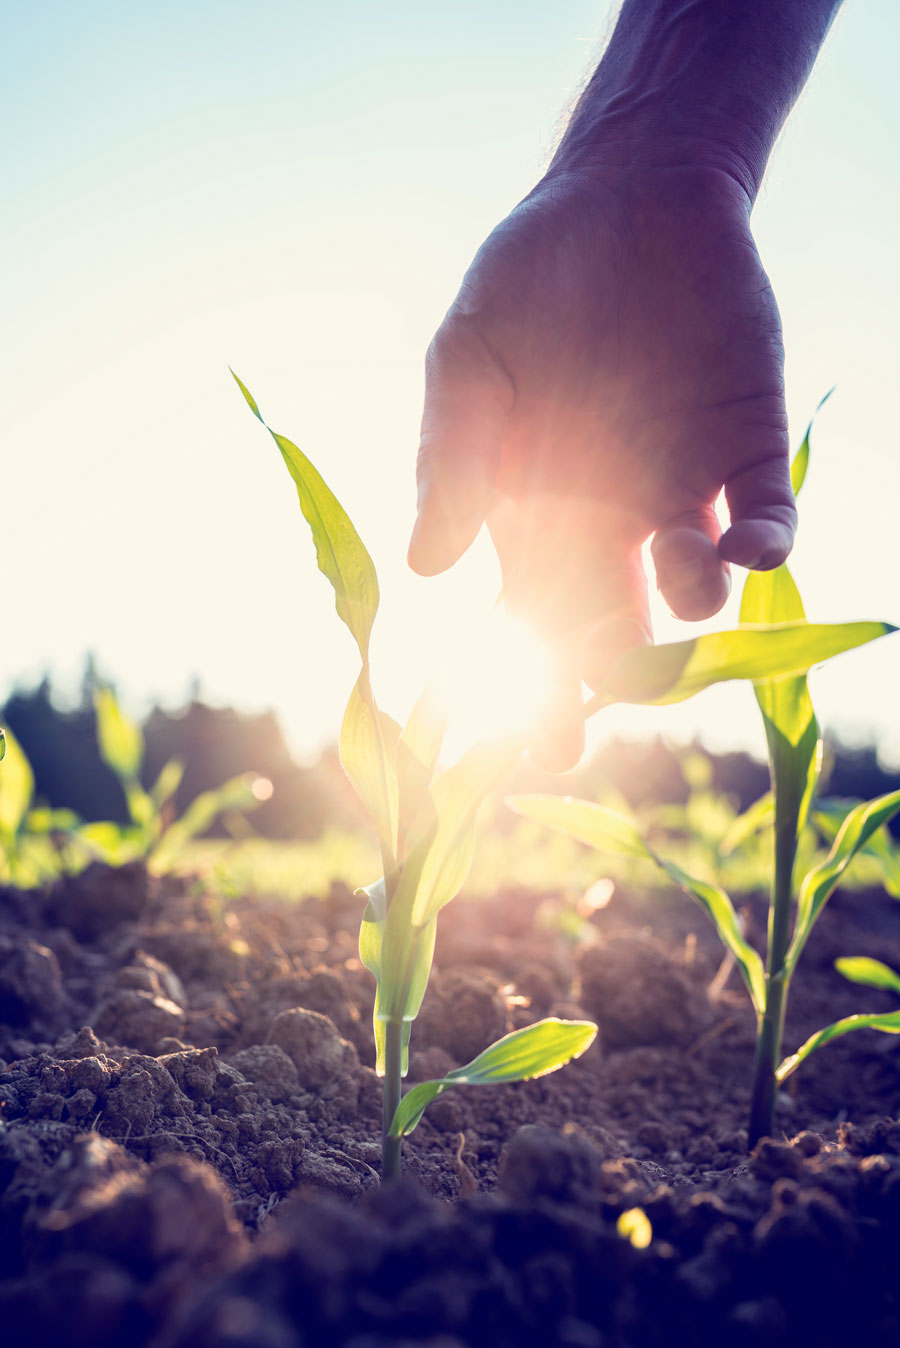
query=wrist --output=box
[549,0,841,203]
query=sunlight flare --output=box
[434,608,556,755]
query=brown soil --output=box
[2,860,900,1347]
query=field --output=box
[2,786,900,1347]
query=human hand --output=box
[408,164,796,768]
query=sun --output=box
[432,607,557,757]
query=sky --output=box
[3,0,899,768]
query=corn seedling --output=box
[234,372,598,1181]
[510,414,900,1145]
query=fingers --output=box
[408,318,513,577]
[718,454,797,571]
[651,508,731,621]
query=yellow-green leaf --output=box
[0,728,34,841]
[777,1009,900,1082]
[233,371,379,662]
[508,794,765,1012]
[389,1018,597,1137]
[788,788,900,972]
[585,621,895,714]
[340,674,400,860]
[94,686,143,782]
[791,387,833,497]
[834,956,900,997]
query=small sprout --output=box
[617,1207,653,1249]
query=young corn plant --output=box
[234,372,597,1180]
[511,420,900,1146]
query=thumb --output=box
[718,452,798,571]
[408,318,512,576]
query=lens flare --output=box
[435,609,556,756]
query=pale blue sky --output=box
[3,1,899,765]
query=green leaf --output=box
[653,856,766,1014]
[790,387,833,497]
[26,806,81,834]
[0,727,5,762]
[740,566,820,893]
[396,686,448,853]
[358,876,389,1070]
[233,371,379,663]
[94,686,143,782]
[788,788,900,972]
[814,799,900,899]
[379,736,520,1024]
[585,621,895,714]
[152,773,260,866]
[834,956,900,997]
[776,1009,900,1083]
[719,791,774,857]
[508,794,765,1012]
[75,820,144,865]
[340,674,400,859]
[0,728,34,841]
[389,1018,598,1138]
[150,758,185,811]
[507,795,650,858]
[405,735,521,928]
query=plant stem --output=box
[381,1017,403,1182]
[748,821,795,1146]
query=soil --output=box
[2,858,900,1347]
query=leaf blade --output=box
[389,1018,597,1137]
[586,621,895,714]
[788,788,900,971]
[834,956,900,997]
[777,1010,900,1083]
[233,372,379,662]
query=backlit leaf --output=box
[379,736,520,1023]
[719,792,774,857]
[232,371,379,662]
[396,686,447,853]
[834,956,900,997]
[0,728,34,841]
[340,675,400,859]
[94,686,143,782]
[150,758,185,811]
[776,1009,900,1082]
[814,798,900,898]
[151,773,260,866]
[652,856,766,1014]
[791,387,833,497]
[509,794,765,1011]
[389,1018,597,1137]
[507,796,650,859]
[585,621,895,714]
[740,565,820,884]
[788,788,900,971]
